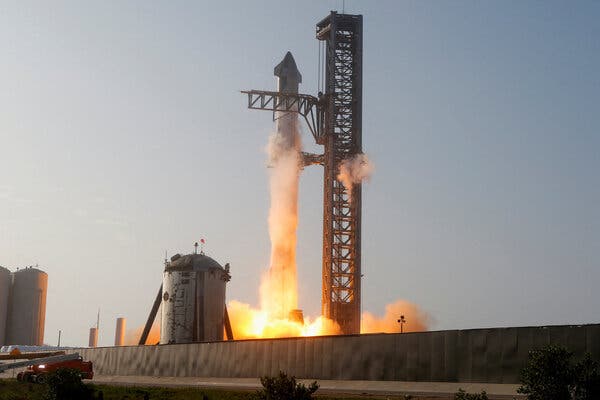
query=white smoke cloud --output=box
[337,153,374,202]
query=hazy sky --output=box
[1,1,598,347]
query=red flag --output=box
[200,239,205,244]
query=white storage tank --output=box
[89,327,98,347]
[160,253,230,344]
[5,267,48,346]
[114,317,126,346]
[0,266,11,346]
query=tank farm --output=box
[0,267,48,347]
[64,12,600,384]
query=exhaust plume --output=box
[260,123,302,319]
[361,299,431,333]
[125,321,160,345]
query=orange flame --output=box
[227,300,340,339]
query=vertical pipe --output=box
[224,305,234,341]
[114,317,126,346]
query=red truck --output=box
[17,357,94,384]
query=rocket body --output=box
[271,51,303,157]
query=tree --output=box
[572,353,600,400]
[518,345,600,400]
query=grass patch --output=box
[91,385,254,400]
[0,379,444,400]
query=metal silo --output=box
[160,253,230,344]
[114,317,126,346]
[5,267,48,346]
[88,327,98,347]
[0,266,11,346]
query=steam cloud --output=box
[337,153,374,202]
[361,299,431,334]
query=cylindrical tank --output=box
[5,267,48,346]
[160,253,230,344]
[0,266,12,346]
[114,317,126,346]
[88,327,98,347]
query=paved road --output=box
[91,375,524,399]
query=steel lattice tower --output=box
[242,11,363,335]
[317,12,363,334]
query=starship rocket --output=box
[272,51,302,155]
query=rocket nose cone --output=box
[274,51,302,83]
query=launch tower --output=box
[243,11,363,334]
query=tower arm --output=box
[241,90,326,144]
[301,152,324,168]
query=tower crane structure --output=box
[243,11,363,334]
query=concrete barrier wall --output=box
[73,324,600,384]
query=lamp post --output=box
[397,315,406,333]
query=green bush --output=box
[454,388,488,400]
[518,345,600,400]
[518,345,574,400]
[572,353,600,400]
[43,368,94,400]
[258,371,318,400]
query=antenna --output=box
[96,308,100,331]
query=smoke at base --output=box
[125,321,160,345]
[361,299,431,334]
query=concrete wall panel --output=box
[485,329,502,383]
[430,331,445,381]
[586,325,600,361]
[73,324,600,384]
[392,333,407,381]
[564,326,587,358]
[379,334,396,381]
[470,330,487,382]
[456,329,472,381]
[318,337,331,379]
[303,338,314,379]
[405,333,416,381]
[500,328,519,383]
[443,330,458,381]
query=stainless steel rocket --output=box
[271,52,302,156]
